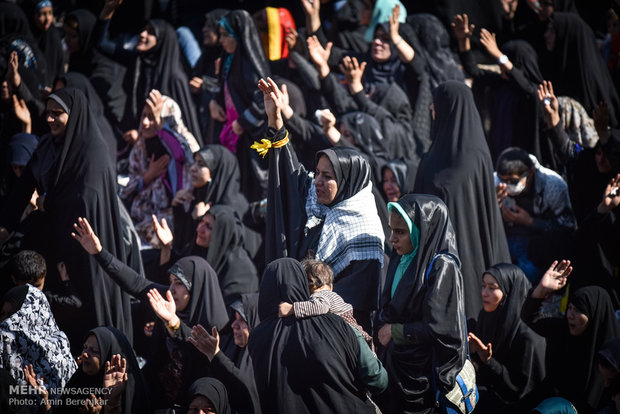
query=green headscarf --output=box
[388,201,419,297]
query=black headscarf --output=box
[187,377,231,414]
[381,158,418,201]
[55,72,115,161]
[407,13,465,89]
[202,205,258,306]
[248,258,375,414]
[127,19,202,144]
[339,111,389,180]
[65,9,97,76]
[24,0,64,86]
[0,3,32,38]
[171,256,229,330]
[227,292,260,372]
[64,326,150,413]
[26,87,135,346]
[379,194,467,412]
[541,12,620,127]
[473,264,546,402]
[414,80,511,320]
[0,285,28,315]
[194,145,249,216]
[315,146,371,206]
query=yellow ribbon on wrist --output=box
[251,131,289,158]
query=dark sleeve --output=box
[459,49,502,83]
[476,332,543,402]
[210,352,262,414]
[265,126,312,263]
[235,76,267,135]
[289,51,321,91]
[546,123,579,164]
[93,248,160,298]
[0,162,37,231]
[319,72,358,116]
[286,112,331,153]
[15,81,45,119]
[508,67,537,96]
[520,295,568,338]
[354,329,388,395]
[93,18,136,65]
[44,281,83,310]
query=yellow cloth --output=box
[251,131,289,158]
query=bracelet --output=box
[167,318,181,332]
[251,130,290,158]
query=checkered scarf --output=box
[305,181,384,275]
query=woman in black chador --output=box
[0,88,137,349]
[414,80,511,320]
[377,194,467,413]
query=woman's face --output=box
[389,210,414,255]
[139,105,158,139]
[382,168,400,202]
[195,213,214,248]
[46,99,69,137]
[35,6,54,32]
[566,303,589,336]
[370,26,392,62]
[219,26,237,54]
[544,22,556,52]
[315,155,339,205]
[188,395,216,414]
[169,275,190,312]
[231,311,250,348]
[137,25,158,53]
[595,146,613,174]
[63,25,80,54]
[81,334,101,376]
[190,155,211,188]
[481,273,504,312]
[202,22,219,47]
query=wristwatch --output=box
[498,54,508,65]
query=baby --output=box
[278,259,373,345]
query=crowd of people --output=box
[1,0,620,413]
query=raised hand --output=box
[532,260,572,298]
[500,0,518,19]
[306,36,332,78]
[152,215,173,247]
[388,4,401,43]
[72,217,103,255]
[598,174,620,214]
[300,0,321,33]
[479,28,502,60]
[496,182,508,207]
[6,51,21,89]
[147,288,177,326]
[452,14,475,41]
[23,364,50,403]
[258,77,284,129]
[145,89,163,131]
[57,261,70,282]
[340,56,366,94]
[189,77,203,94]
[171,188,194,207]
[12,94,31,133]
[192,201,210,220]
[188,324,220,361]
[101,0,123,20]
[103,354,128,402]
[284,27,299,52]
[468,333,492,362]
[537,80,560,128]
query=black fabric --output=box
[339,111,389,182]
[522,286,620,413]
[202,205,258,306]
[414,80,511,320]
[406,13,464,89]
[127,19,202,144]
[227,293,260,374]
[0,3,32,38]
[378,194,467,413]
[315,146,371,207]
[248,258,374,414]
[328,0,369,53]
[188,377,231,414]
[381,158,418,201]
[56,72,116,162]
[63,326,150,413]
[0,88,136,348]
[472,264,546,407]
[0,285,28,315]
[540,12,620,127]
[173,144,249,252]
[24,1,64,87]
[217,10,270,201]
